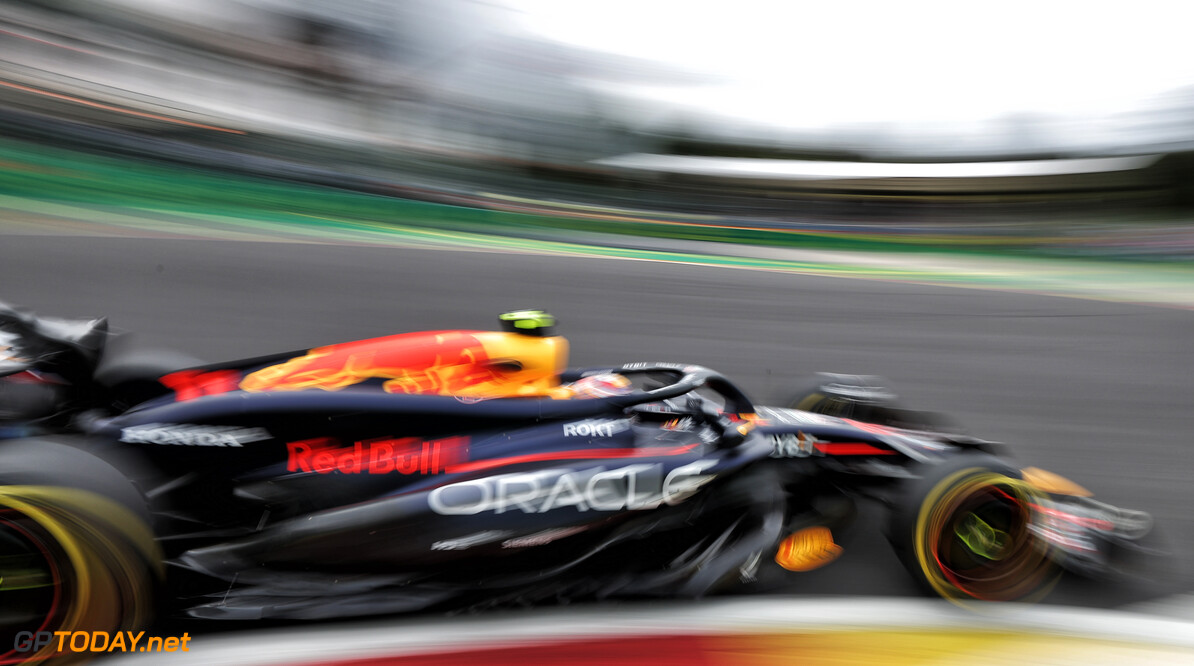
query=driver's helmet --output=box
[566,372,633,399]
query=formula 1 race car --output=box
[0,304,1157,663]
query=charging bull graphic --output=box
[240,330,569,398]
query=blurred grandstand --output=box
[2,0,1193,255]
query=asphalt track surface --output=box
[1,231,1192,611]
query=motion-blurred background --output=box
[3,0,1194,256]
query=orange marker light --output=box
[775,526,843,572]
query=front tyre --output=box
[889,454,1058,603]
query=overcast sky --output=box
[505,1,1194,151]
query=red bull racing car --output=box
[0,304,1157,663]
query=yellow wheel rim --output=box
[913,469,1057,603]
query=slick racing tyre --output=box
[0,440,161,665]
[95,347,207,412]
[783,373,958,432]
[888,454,1058,603]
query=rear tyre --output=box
[0,441,161,664]
[888,454,1059,603]
[95,347,206,412]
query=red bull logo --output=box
[242,331,492,394]
[240,329,568,399]
[287,436,468,475]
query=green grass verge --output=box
[0,137,1166,258]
